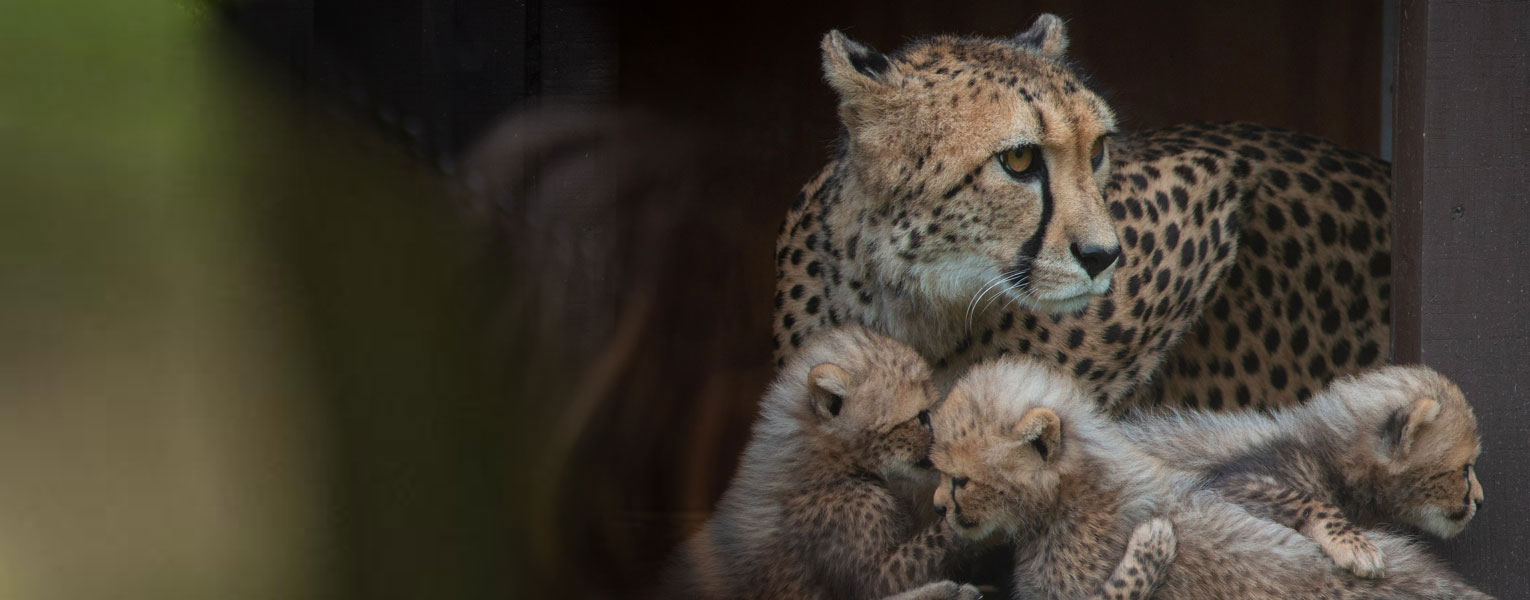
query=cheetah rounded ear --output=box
[821,30,895,101]
[1385,396,1441,456]
[809,363,853,420]
[1012,13,1069,59]
[1011,407,1062,462]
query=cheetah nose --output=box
[1071,242,1122,279]
[934,504,947,517]
[1474,498,1484,511]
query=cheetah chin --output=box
[1022,282,1112,316]
[1001,268,1114,317]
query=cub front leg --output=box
[1217,474,1385,578]
[1089,517,1178,600]
[873,519,965,597]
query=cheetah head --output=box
[790,327,942,481]
[1359,370,1485,538]
[822,14,1121,316]
[930,358,1095,541]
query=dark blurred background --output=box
[1,1,1393,599]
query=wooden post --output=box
[1392,1,1530,596]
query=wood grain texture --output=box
[1393,1,1530,598]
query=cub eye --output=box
[917,410,931,427]
[1090,136,1107,170]
[998,146,1041,179]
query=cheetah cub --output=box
[1120,365,1485,578]
[931,358,1494,600]
[666,327,1176,600]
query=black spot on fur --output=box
[1242,351,1260,373]
[1298,173,1321,193]
[1266,205,1286,231]
[1224,324,1242,351]
[1318,214,1338,245]
[1245,230,1267,257]
[1331,182,1355,211]
[1321,309,1341,334]
[1291,326,1309,355]
[1270,366,1288,390]
[1356,341,1380,366]
[1331,340,1352,365]
[1282,239,1303,268]
[1364,187,1387,218]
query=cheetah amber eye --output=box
[1090,136,1106,170]
[999,146,1040,179]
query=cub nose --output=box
[933,504,947,517]
[1071,242,1122,279]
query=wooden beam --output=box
[1392,1,1530,596]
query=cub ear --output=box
[809,363,853,420]
[1012,13,1069,59]
[1011,407,1062,462]
[1384,396,1441,456]
[821,30,895,101]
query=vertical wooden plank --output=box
[1392,1,1530,597]
[1392,0,1426,366]
[1380,0,1398,162]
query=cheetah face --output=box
[822,15,1122,317]
[804,333,941,481]
[1375,390,1485,538]
[1396,458,1483,538]
[929,383,1065,542]
[867,412,938,481]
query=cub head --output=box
[781,327,941,480]
[1352,367,1484,538]
[822,14,1121,316]
[928,359,1096,541]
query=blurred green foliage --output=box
[0,2,523,599]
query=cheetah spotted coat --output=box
[775,119,1391,411]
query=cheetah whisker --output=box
[966,274,1010,333]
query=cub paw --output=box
[1323,533,1386,579]
[908,580,982,600]
[951,583,984,600]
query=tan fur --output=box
[668,325,1180,600]
[930,359,1494,600]
[774,14,1391,413]
[1119,365,1485,565]
[666,326,961,600]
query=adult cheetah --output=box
[772,14,1390,411]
